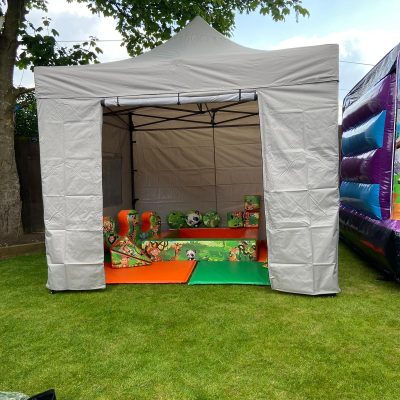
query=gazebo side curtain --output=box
[38,98,105,291]
[258,83,340,294]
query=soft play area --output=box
[103,197,269,286]
[340,43,400,280]
[35,17,340,295]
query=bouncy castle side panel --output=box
[340,52,400,280]
[391,54,400,219]
[341,73,396,220]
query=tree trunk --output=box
[0,0,27,240]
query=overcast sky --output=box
[14,0,400,112]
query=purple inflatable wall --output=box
[341,73,396,220]
[340,204,400,277]
[340,47,400,280]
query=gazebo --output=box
[34,17,340,295]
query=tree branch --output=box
[104,0,131,20]
[13,86,35,99]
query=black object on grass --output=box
[27,390,56,400]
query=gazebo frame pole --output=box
[128,112,137,208]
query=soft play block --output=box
[257,240,268,263]
[244,211,260,227]
[110,236,151,268]
[227,211,244,227]
[244,195,261,211]
[103,216,119,249]
[167,211,187,229]
[117,209,139,243]
[188,261,270,286]
[203,211,221,228]
[104,260,197,284]
[141,211,161,239]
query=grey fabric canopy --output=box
[34,17,340,295]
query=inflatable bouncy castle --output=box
[340,43,400,279]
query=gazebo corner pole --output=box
[128,112,137,209]
[211,110,218,212]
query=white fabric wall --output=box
[134,127,217,223]
[38,98,105,291]
[258,82,340,295]
[102,114,132,218]
[132,102,264,230]
[214,125,263,221]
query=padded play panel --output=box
[258,240,268,262]
[188,261,270,286]
[160,227,258,239]
[104,260,196,284]
[145,227,259,262]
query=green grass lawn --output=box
[1,242,400,400]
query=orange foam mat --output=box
[257,240,268,262]
[104,260,197,284]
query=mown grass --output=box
[1,242,400,400]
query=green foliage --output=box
[16,17,102,71]
[70,0,309,56]
[13,13,102,137]
[15,91,38,137]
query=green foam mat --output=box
[188,261,270,286]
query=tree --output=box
[0,0,308,239]
[0,1,101,239]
